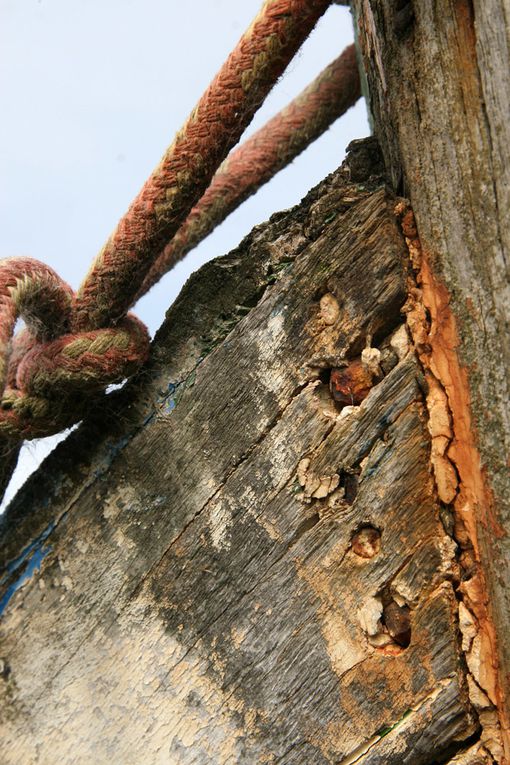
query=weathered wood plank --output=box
[0,142,478,763]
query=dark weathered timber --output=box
[351,2,510,747]
[0,144,477,763]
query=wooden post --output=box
[352,1,510,759]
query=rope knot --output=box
[0,258,150,438]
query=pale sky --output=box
[0,0,368,508]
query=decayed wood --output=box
[352,1,510,757]
[0,142,486,763]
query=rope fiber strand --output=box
[0,0,360,474]
[0,257,150,439]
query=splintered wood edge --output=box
[397,204,504,763]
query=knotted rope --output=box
[0,258,149,438]
[0,0,360,464]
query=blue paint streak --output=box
[0,543,52,616]
[155,379,183,417]
[1,521,56,584]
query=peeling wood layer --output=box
[0,142,484,762]
[398,203,503,763]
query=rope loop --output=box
[0,258,74,393]
[0,258,150,439]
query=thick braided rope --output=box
[0,259,75,438]
[138,44,360,299]
[73,0,331,331]
[15,315,149,398]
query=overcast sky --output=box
[0,0,369,508]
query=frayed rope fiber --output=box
[0,0,360,448]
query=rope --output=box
[73,0,332,331]
[0,0,360,456]
[0,258,149,438]
[137,44,360,300]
